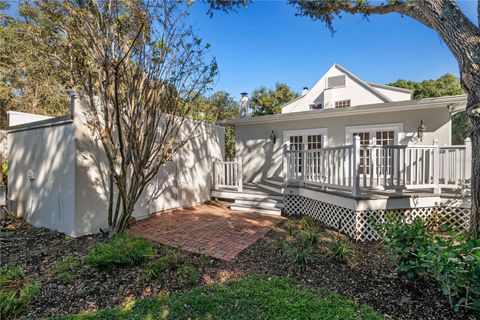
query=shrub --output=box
[374,213,433,279]
[280,242,313,271]
[299,216,318,231]
[0,265,40,319]
[50,257,80,283]
[326,237,356,266]
[176,265,199,286]
[84,232,153,270]
[375,213,480,315]
[142,249,181,282]
[297,228,319,247]
[283,219,296,237]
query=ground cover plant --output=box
[84,232,154,270]
[52,276,385,320]
[375,213,480,315]
[0,218,470,319]
[0,265,39,319]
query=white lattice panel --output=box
[283,194,471,241]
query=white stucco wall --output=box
[7,111,53,126]
[281,64,411,113]
[7,121,76,234]
[72,96,225,236]
[236,106,451,183]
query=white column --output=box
[352,136,361,197]
[433,139,441,194]
[465,137,472,180]
[237,157,243,192]
[213,161,218,190]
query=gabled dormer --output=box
[281,64,412,114]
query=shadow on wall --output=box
[8,120,99,236]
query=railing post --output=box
[465,137,472,181]
[283,144,288,186]
[352,136,361,197]
[433,139,441,194]
[213,160,218,190]
[237,157,243,192]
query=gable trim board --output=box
[225,95,467,126]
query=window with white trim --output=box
[335,99,351,108]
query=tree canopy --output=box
[251,83,298,116]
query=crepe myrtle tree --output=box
[210,0,480,239]
[62,0,217,234]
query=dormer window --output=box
[335,99,351,108]
[327,75,346,88]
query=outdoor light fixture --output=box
[270,130,277,144]
[417,120,426,142]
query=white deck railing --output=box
[214,158,243,191]
[285,137,471,197]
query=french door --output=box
[285,129,326,179]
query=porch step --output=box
[255,181,284,194]
[230,203,282,216]
[265,176,284,187]
[234,199,284,209]
[211,189,283,201]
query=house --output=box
[6,95,225,236]
[213,64,471,240]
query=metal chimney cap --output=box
[240,92,248,97]
[303,87,308,90]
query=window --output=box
[310,103,322,110]
[353,132,370,174]
[307,135,322,150]
[335,99,351,108]
[327,75,346,88]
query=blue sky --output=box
[186,1,477,99]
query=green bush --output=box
[84,232,153,270]
[50,257,80,283]
[375,213,480,314]
[0,265,40,319]
[142,249,181,282]
[283,219,296,237]
[299,216,318,231]
[326,237,356,266]
[176,265,199,286]
[297,228,319,247]
[375,213,433,279]
[280,242,313,271]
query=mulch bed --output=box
[0,218,469,320]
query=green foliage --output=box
[251,83,299,116]
[298,228,319,247]
[176,265,199,286]
[84,232,153,270]
[283,219,296,237]
[326,237,356,266]
[0,231,14,238]
[388,73,467,144]
[52,275,385,320]
[0,265,40,319]
[279,241,313,271]
[375,214,480,314]
[142,249,181,282]
[50,257,80,283]
[298,216,318,230]
[375,213,433,279]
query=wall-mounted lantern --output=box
[417,120,426,142]
[270,130,277,144]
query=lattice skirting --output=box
[283,194,471,241]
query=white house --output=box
[213,64,471,240]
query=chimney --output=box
[302,87,309,96]
[239,92,250,118]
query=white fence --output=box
[285,136,471,197]
[214,158,243,191]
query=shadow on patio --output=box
[130,202,283,261]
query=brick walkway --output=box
[130,203,283,261]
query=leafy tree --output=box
[193,91,239,159]
[388,74,467,144]
[212,0,480,239]
[251,83,299,116]
[0,1,72,129]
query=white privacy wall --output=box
[7,121,77,234]
[72,96,225,236]
[7,95,225,236]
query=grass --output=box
[0,265,40,319]
[51,275,385,320]
[50,257,80,283]
[84,232,154,270]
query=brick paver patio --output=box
[130,203,283,261]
